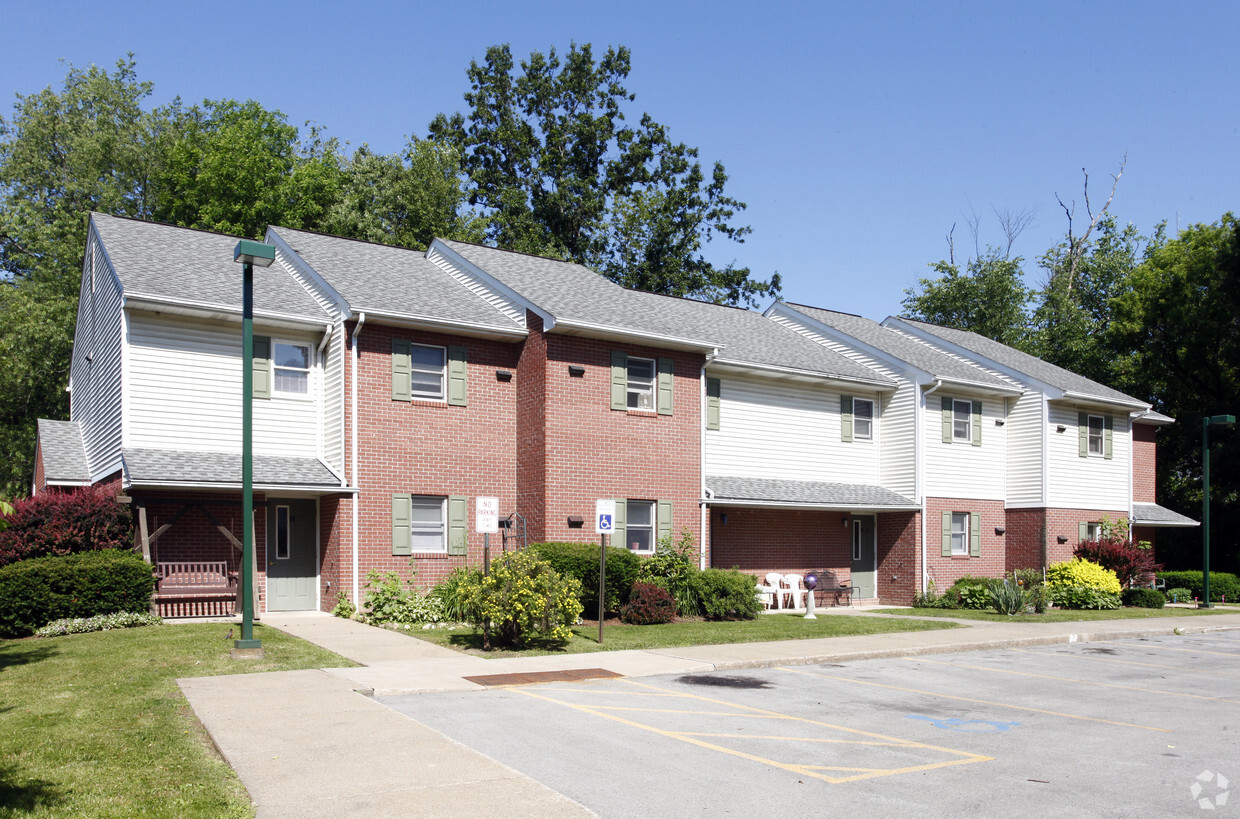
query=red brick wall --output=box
[1005,508,1046,572]
[319,495,345,612]
[1132,423,1157,503]
[709,507,851,579]
[924,497,1007,588]
[1004,506,1131,567]
[516,313,548,541]
[33,443,45,495]
[348,320,520,592]
[877,511,919,604]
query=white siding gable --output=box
[71,228,125,482]
[923,390,1006,500]
[1006,391,1045,505]
[1046,404,1130,510]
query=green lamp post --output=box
[233,239,275,653]
[1201,414,1235,609]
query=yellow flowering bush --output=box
[1045,558,1122,594]
[459,550,583,648]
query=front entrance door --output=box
[266,498,317,611]
[851,516,876,600]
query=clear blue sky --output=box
[2,0,1236,320]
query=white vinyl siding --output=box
[704,373,880,485]
[1047,404,1130,510]
[71,230,125,481]
[126,312,320,458]
[923,392,1005,500]
[321,321,345,475]
[1005,392,1045,505]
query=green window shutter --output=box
[656,499,673,545]
[941,396,953,443]
[705,378,721,430]
[841,395,853,442]
[391,339,411,401]
[941,510,952,557]
[969,513,981,557]
[447,345,468,407]
[1078,521,1089,543]
[391,494,412,556]
[252,335,272,400]
[1078,412,1089,458]
[610,351,627,411]
[657,358,674,416]
[612,498,627,547]
[971,400,982,447]
[448,496,467,556]
[1104,415,1113,459]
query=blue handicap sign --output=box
[599,514,613,530]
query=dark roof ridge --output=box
[784,302,865,319]
[92,211,259,242]
[272,225,435,254]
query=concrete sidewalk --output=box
[179,609,1240,817]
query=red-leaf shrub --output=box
[620,582,677,625]
[0,487,134,568]
[1073,538,1162,588]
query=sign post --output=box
[477,497,498,576]
[595,499,616,645]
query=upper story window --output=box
[273,342,311,395]
[410,344,446,400]
[953,399,972,442]
[627,357,655,411]
[1087,415,1105,455]
[854,398,874,440]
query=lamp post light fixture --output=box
[1201,414,1235,609]
[232,239,275,656]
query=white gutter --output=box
[699,351,717,571]
[126,481,356,494]
[711,357,897,390]
[554,317,721,354]
[352,309,528,340]
[351,312,366,607]
[703,498,923,512]
[317,323,333,354]
[918,380,943,594]
[124,293,328,328]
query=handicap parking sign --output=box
[596,499,616,534]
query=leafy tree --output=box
[429,43,779,306]
[900,249,1033,347]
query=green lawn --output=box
[0,623,354,818]
[872,606,1240,623]
[409,612,962,657]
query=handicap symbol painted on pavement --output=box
[906,715,1020,733]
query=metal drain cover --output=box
[463,668,623,687]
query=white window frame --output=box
[627,356,655,411]
[854,397,874,440]
[626,499,656,553]
[1087,414,1105,456]
[274,505,291,560]
[410,343,447,401]
[952,399,972,443]
[950,512,969,556]
[273,340,312,397]
[410,495,447,553]
[1086,521,1103,541]
[852,519,862,561]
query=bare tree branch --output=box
[994,205,1037,258]
[1055,153,1126,298]
[945,222,956,267]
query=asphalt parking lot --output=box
[380,632,1240,817]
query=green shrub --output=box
[944,576,999,610]
[0,486,134,568]
[637,528,701,616]
[429,566,481,622]
[360,570,443,626]
[1073,537,1161,588]
[1046,558,1122,595]
[1049,585,1122,610]
[35,611,163,637]
[1121,588,1166,609]
[529,541,640,616]
[1165,586,1193,604]
[0,549,154,638]
[459,550,583,647]
[988,580,1030,615]
[693,568,762,620]
[331,591,356,619]
[620,582,677,625]
[1156,571,1240,603]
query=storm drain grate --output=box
[463,668,622,687]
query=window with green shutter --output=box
[705,378,721,430]
[971,400,982,447]
[447,496,467,555]
[610,351,628,410]
[1104,415,1113,459]
[447,345,468,406]
[941,396,953,443]
[943,511,979,556]
[391,339,411,401]
[969,512,981,556]
[657,358,674,415]
[252,335,272,399]
[612,498,627,546]
[656,499,673,544]
[391,494,412,556]
[941,510,953,556]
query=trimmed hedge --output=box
[0,549,154,638]
[693,568,762,620]
[0,486,134,568]
[528,542,641,616]
[1121,587,1166,609]
[1157,571,1240,603]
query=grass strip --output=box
[870,606,1240,623]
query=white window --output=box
[1087,415,1105,455]
[627,357,655,410]
[410,344,446,400]
[953,400,972,442]
[410,496,446,552]
[951,512,969,556]
[627,500,655,553]
[1086,521,1102,540]
[854,398,874,440]
[273,342,311,395]
[275,505,290,560]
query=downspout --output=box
[350,313,366,607]
[700,350,718,571]
[919,379,943,594]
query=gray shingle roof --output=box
[37,420,90,484]
[123,448,340,488]
[272,228,523,333]
[92,214,330,322]
[706,475,918,508]
[782,304,1017,389]
[892,317,1146,406]
[1132,502,1199,527]
[442,241,892,384]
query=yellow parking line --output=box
[1011,647,1240,678]
[1109,641,1240,658]
[682,732,913,748]
[779,667,1169,732]
[907,656,1240,704]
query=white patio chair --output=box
[783,574,808,610]
[755,581,777,610]
[764,572,786,609]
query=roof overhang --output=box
[1056,390,1151,412]
[922,376,1024,398]
[709,358,897,391]
[704,497,922,512]
[551,318,721,353]
[1131,502,1199,528]
[348,309,528,342]
[125,295,329,332]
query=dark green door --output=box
[267,499,317,611]
[851,516,876,600]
